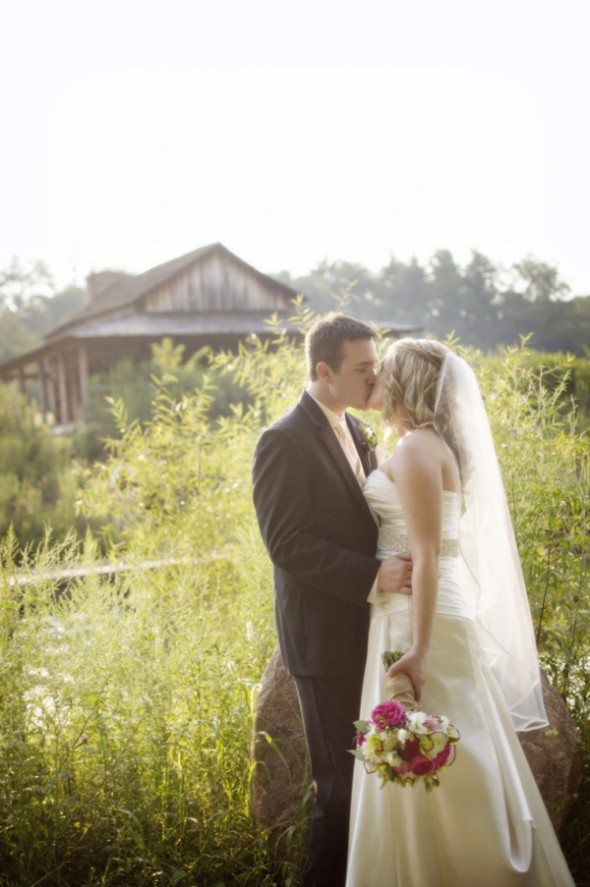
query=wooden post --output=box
[38,361,48,421]
[77,345,89,420]
[57,354,69,425]
[47,358,57,424]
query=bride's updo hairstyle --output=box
[382,338,449,430]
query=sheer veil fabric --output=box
[433,353,547,731]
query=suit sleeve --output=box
[252,426,380,605]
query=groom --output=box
[252,313,412,887]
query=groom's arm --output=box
[252,426,380,606]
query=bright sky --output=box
[2,0,590,294]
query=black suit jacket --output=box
[252,391,381,677]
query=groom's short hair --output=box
[306,313,375,380]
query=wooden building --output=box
[0,243,419,428]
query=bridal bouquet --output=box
[351,652,460,791]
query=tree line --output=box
[1,250,590,363]
[278,250,590,355]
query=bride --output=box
[346,339,574,886]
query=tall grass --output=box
[0,313,588,885]
[0,540,288,885]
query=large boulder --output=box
[250,646,309,848]
[518,668,583,831]
[251,647,582,839]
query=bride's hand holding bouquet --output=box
[351,651,460,792]
[384,647,426,707]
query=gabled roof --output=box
[46,242,299,340]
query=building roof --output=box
[46,242,299,339]
[54,311,299,339]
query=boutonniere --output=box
[358,421,378,455]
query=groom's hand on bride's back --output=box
[377,554,412,595]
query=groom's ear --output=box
[316,361,334,383]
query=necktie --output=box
[334,417,365,482]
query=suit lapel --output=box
[299,393,372,508]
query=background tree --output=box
[279,250,589,356]
[376,255,430,322]
[0,306,38,361]
[0,258,84,362]
[515,257,572,303]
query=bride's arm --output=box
[385,431,443,701]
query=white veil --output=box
[434,353,547,732]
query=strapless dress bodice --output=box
[363,469,473,619]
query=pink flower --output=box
[355,730,367,747]
[409,755,436,776]
[399,737,420,761]
[371,701,407,729]
[433,745,453,768]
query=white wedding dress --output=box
[346,470,574,887]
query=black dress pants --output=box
[294,671,364,887]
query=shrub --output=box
[0,385,98,554]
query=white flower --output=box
[386,751,402,767]
[407,712,428,733]
[396,728,410,744]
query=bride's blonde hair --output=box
[382,338,467,482]
[382,338,448,429]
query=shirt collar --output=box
[306,389,344,429]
